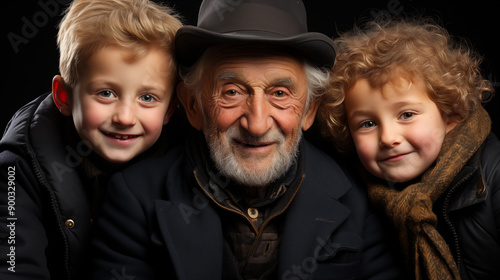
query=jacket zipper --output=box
[441,168,477,275]
[19,95,72,279]
[30,154,71,279]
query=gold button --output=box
[65,219,75,229]
[247,208,258,219]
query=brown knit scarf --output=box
[367,106,491,280]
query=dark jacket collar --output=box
[444,143,486,212]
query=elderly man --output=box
[92,0,403,279]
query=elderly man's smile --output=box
[234,139,275,154]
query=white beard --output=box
[203,123,301,187]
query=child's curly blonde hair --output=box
[319,19,494,152]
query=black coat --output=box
[0,94,91,280]
[92,136,403,279]
[0,94,186,279]
[435,133,500,279]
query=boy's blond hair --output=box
[320,19,494,152]
[57,0,183,90]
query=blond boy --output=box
[0,0,182,278]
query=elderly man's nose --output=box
[240,96,273,136]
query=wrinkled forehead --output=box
[200,44,306,86]
[204,43,304,64]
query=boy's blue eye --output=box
[99,90,115,98]
[140,94,155,102]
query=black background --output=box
[2,0,499,136]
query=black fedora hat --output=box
[175,0,335,68]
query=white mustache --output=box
[225,125,285,146]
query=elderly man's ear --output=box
[177,82,203,130]
[52,75,72,116]
[301,100,320,131]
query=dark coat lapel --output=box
[155,190,223,279]
[278,174,352,274]
[279,142,353,274]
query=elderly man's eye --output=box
[274,90,286,97]
[226,89,239,96]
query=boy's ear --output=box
[301,99,320,131]
[446,117,459,133]
[177,82,203,130]
[52,75,72,116]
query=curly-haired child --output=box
[319,19,500,279]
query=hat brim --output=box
[175,26,335,68]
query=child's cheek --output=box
[353,136,378,172]
[409,125,445,162]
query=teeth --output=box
[114,134,130,139]
[104,131,136,139]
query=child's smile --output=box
[101,130,142,144]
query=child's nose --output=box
[379,125,402,148]
[112,103,137,127]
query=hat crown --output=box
[175,0,335,68]
[197,0,307,37]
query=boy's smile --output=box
[65,45,174,163]
[101,130,141,143]
[345,76,457,183]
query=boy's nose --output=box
[239,94,273,137]
[112,103,137,127]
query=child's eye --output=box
[140,94,155,103]
[99,90,115,98]
[360,120,376,128]
[400,112,414,120]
